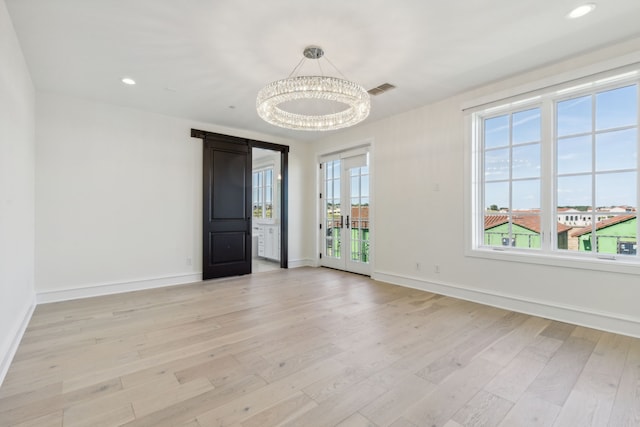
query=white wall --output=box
[35,92,313,300]
[0,0,36,381]
[312,37,640,337]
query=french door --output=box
[320,148,371,275]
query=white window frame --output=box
[466,60,640,275]
[252,166,274,221]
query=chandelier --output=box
[256,46,370,131]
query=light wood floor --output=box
[1,267,639,427]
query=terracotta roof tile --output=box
[485,215,571,234]
[570,214,636,237]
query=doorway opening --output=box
[252,147,282,273]
[319,146,371,276]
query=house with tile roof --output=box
[485,215,572,249]
[570,215,637,254]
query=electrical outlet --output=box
[186,257,193,266]
[434,264,440,274]
[416,262,421,271]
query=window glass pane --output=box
[361,175,369,198]
[351,176,360,198]
[557,135,592,175]
[595,128,637,172]
[557,175,592,207]
[594,216,637,255]
[512,179,540,210]
[513,108,541,144]
[325,177,333,200]
[484,115,509,149]
[485,181,509,212]
[596,172,636,208]
[512,143,540,179]
[596,85,638,131]
[485,148,510,181]
[557,95,592,137]
[333,160,341,179]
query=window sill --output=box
[466,246,640,276]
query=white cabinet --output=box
[256,224,279,261]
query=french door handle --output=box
[340,215,344,228]
[346,215,350,229]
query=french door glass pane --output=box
[324,160,341,259]
[349,166,369,264]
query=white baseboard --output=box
[36,273,203,304]
[373,271,640,339]
[288,258,317,268]
[0,297,36,387]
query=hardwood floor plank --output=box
[484,335,563,403]
[240,392,317,427]
[279,379,387,427]
[194,358,345,426]
[335,412,379,427]
[402,357,503,427]
[10,410,63,427]
[360,374,435,427]
[450,389,513,427]
[525,335,598,406]
[552,332,631,427]
[498,392,561,427]
[607,338,640,427]
[121,374,267,427]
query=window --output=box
[483,107,542,249]
[472,69,639,267]
[252,167,273,219]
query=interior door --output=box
[320,148,371,275]
[203,135,252,279]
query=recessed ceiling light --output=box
[121,77,136,85]
[567,3,596,19]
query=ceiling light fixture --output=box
[567,3,596,19]
[256,46,370,131]
[121,77,136,85]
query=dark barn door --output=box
[202,134,252,279]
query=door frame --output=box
[317,143,373,276]
[191,129,289,276]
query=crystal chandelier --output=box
[256,46,370,131]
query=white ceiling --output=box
[6,0,640,141]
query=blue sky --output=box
[485,84,638,210]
